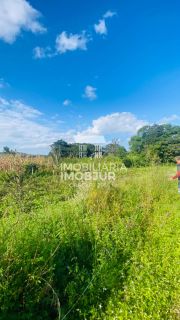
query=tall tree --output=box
[129,124,180,163]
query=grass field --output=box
[0,158,179,319]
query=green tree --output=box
[105,139,127,158]
[50,140,70,163]
[3,146,16,155]
[129,124,180,164]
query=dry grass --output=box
[0,154,53,172]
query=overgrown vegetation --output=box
[0,159,179,319]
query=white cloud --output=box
[34,31,89,58]
[33,46,54,59]
[0,0,46,44]
[74,133,106,144]
[33,9,116,59]
[0,97,73,154]
[75,112,147,144]
[83,85,97,101]
[103,11,117,19]
[63,99,72,106]
[94,19,107,35]
[94,10,116,36]
[89,112,147,135]
[158,114,180,124]
[56,31,88,54]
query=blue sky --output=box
[0,0,180,154]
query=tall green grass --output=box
[0,165,179,319]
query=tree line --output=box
[2,124,180,166]
[50,124,180,166]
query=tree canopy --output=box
[129,124,180,163]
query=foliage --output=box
[3,146,16,154]
[50,140,96,160]
[129,124,180,164]
[105,143,127,159]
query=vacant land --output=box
[0,158,179,319]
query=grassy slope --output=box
[0,166,179,319]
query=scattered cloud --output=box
[34,9,116,58]
[0,0,46,44]
[33,46,54,59]
[63,99,72,106]
[158,114,180,124]
[33,31,89,58]
[94,19,107,35]
[94,10,116,36]
[83,85,97,101]
[56,31,88,54]
[103,11,117,19]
